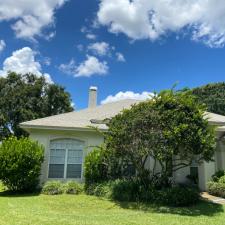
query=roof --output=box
[20,99,141,131]
[20,99,225,131]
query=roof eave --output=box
[20,124,108,133]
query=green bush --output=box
[111,179,140,202]
[85,179,199,206]
[208,181,225,198]
[218,175,225,184]
[84,147,108,186]
[158,186,199,207]
[63,181,83,194]
[212,170,225,182]
[0,181,6,192]
[0,137,44,192]
[42,181,64,195]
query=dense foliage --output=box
[208,170,225,198]
[192,82,225,116]
[104,90,216,186]
[85,179,199,206]
[0,72,73,140]
[63,181,83,194]
[84,147,108,185]
[42,181,64,195]
[42,181,84,195]
[0,137,44,192]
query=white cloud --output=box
[101,91,154,104]
[59,59,76,75]
[0,40,6,53]
[88,42,110,56]
[86,33,97,40]
[0,47,53,83]
[116,52,125,62]
[75,55,108,77]
[43,57,51,66]
[77,44,84,51]
[0,0,66,40]
[97,0,225,48]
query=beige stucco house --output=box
[20,87,225,191]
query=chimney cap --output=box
[90,86,98,91]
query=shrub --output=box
[84,147,108,186]
[111,179,140,202]
[208,181,225,198]
[93,182,113,198]
[42,181,64,195]
[85,179,199,206]
[218,175,225,184]
[158,186,199,207]
[0,181,6,192]
[63,181,83,194]
[0,137,44,192]
[212,170,225,182]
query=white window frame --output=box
[48,139,84,180]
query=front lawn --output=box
[0,186,225,225]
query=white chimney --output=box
[88,86,98,108]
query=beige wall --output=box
[29,129,104,184]
[29,128,225,191]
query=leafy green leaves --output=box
[0,136,44,192]
[0,72,73,140]
[105,89,216,184]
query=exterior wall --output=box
[173,165,190,184]
[29,128,225,190]
[29,129,104,184]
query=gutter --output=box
[19,124,108,133]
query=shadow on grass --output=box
[0,189,41,197]
[115,200,224,217]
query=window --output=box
[48,139,84,179]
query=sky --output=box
[0,0,225,109]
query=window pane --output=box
[67,164,82,178]
[50,149,65,164]
[67,150,82,164]
[49,149,66,178]
[49,164,64,178]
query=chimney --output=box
[88,86,98,108]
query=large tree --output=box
[104,90,216,186]
[192,82,225,116]
[0,72,73,139]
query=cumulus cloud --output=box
[101,91,154,104]
[116,52,125,62]
[0,0,66,40]
[97,0,225,48]
[86,33,97,40]
[59,59,76,75]
[0,40,6,53]
[87,42,110,56]
[59,55,109,77]
[0,47,53,83]
[75,55,108,77]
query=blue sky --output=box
[0,0,225,109]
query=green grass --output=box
[0,187,225,225]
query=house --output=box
[20,87,225,190]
